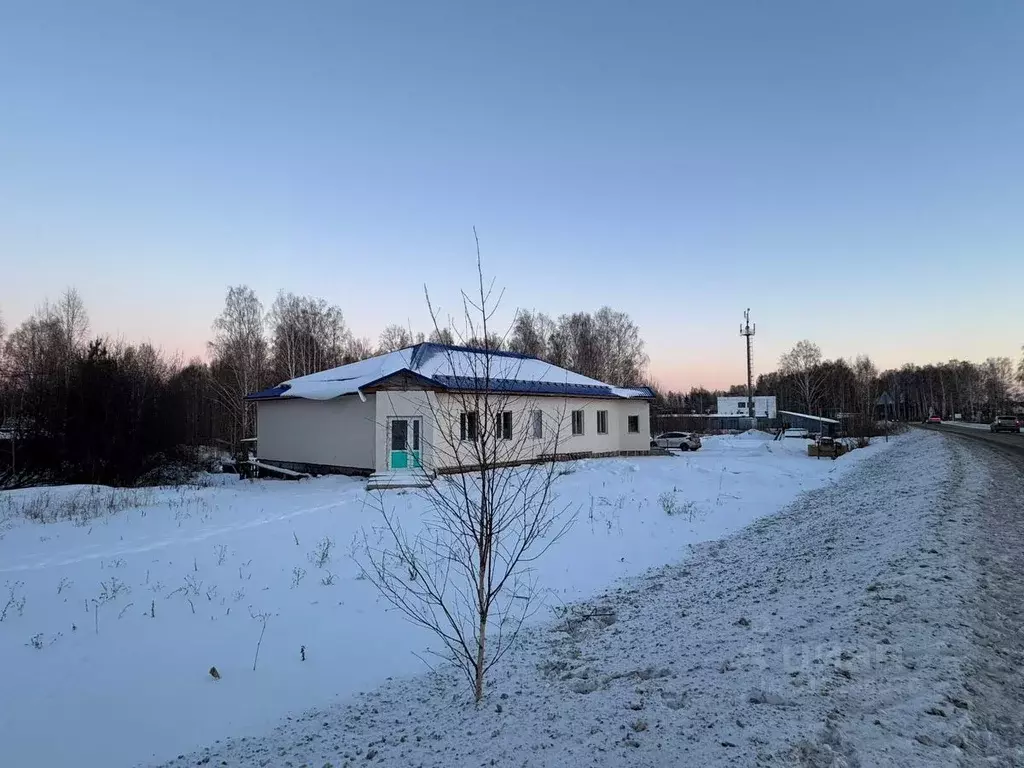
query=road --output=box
[920,420,1024,457]
[921,421,1024,763]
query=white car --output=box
[652,432,702,451]
[783,428,810,439]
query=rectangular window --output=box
[571,410,585,436]
[495,411,512,440]
[460,411,478,441]
[391,419,408,451]
[531,410,543,439]
[737,402,746,409]
[628,415,640,433]
[596,410,608,434]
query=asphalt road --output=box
[919,421,1024,762]
[919,421,1024,457]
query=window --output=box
[628,415,640,433]
[460,411,478,441]
[571,410,585,436]
[531,410,543,438]
[495,411,512,440]
[391,419,408,451]
[596,410,609,434]
[737,402,746,409]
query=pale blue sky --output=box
[1,1,1021,389]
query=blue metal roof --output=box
[247,377,654,401]
[433,375,620,398]
[409,342,535,369]
[622,386,657,399]
[245,385,292,401]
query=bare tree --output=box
[593,306,647,385]
[849,354,879,433]
[507,310,547,358]
[267,292,350,380]
[982,356,1016,412]
[362,232,574,703]
[53,288,90,356]
[344,336,375,363]
[779,340,827,414]
[208,286,268,446]
[377,324,414,353]
[1018,345,1024,387]
[428,327,455,345]
[553,312,601,379]
[464,332,505,350]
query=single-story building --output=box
[245,342,654,485]
[717,395,777,418]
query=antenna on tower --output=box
[740,309,756,419]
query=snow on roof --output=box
[778,410,841,425]
[246,343,654,402]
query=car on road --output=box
[923,416,942,424]
[990,416,1022,434]
[651,432,702,451]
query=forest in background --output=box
[0,287,647,487]
[1,286,1022,488]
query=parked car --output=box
[783,427,810,438]
[991,415,1022,434]
[652,432,702,451]
[923,416,942,424]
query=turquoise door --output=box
[389,418,422,469]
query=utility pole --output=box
[740,309,756,419]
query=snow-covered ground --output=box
[0,433,891,767]
[166,429,999,768]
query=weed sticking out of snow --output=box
[307,535,334,569]
[1,581,26,621]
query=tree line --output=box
[0,286,647,487]
[653,339,1024,424]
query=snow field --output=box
[0,432,892,767]
[168,430,970,767]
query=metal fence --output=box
[650,413,778,435]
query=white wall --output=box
[371,390,651,472]
[256,394,377,470]
[717,395,777,418]
[258,390,652,473]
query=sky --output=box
[1,1,1022,390]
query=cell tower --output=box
[740,309,756,418]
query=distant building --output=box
[717,395,777,418]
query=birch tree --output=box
[267,292,350,380]
[208,286,268,446]
[362,232,573,703]
[779,340,827,414]
[377,324,413,353]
